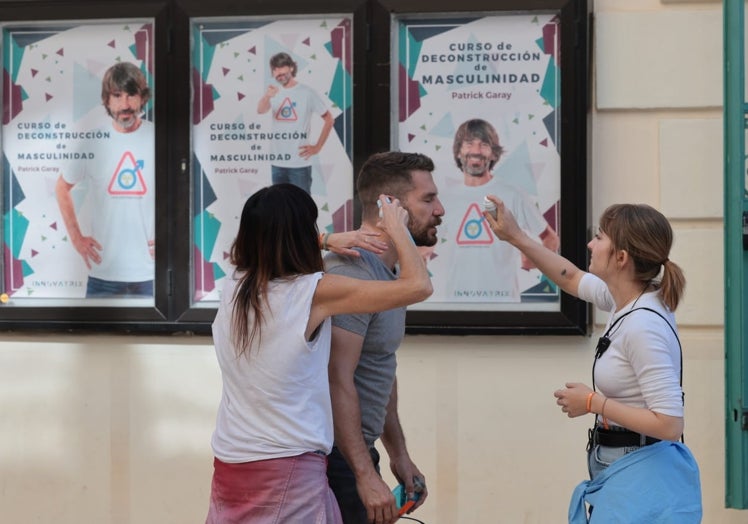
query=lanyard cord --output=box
[591,307,684,441]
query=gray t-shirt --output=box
[324,249,405,447]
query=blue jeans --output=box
[271,165,312,194]
[327,446,380,524]
[86,276,153,298]
[588,444,642,480]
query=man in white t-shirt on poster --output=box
[445,118,559,302]
[257,52,334,194]
[55,62,155,298]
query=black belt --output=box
[593,426,660,448]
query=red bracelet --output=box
[586,392,596,413]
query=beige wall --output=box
[1,0,745,522]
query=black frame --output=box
[372,0,590,335]
[0,0,173,331]
[170,0,368,331]
[0,0,588,335]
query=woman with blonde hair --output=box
[485,198,701,523]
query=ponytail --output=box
[659,259,686,311]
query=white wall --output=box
[1,0,746,522]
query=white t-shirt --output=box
[63,121,154,282]
[267,83,329,167]
[441,176,548,302]
[210,271,333,463]
[578,273,684,422]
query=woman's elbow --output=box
[658,416,685,442]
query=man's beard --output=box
[115,111,139,129]
[275,74,291,86]
[462,154,490,176]
[408,217,442,247]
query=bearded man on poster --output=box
[55,61,155,298]
[445,118,559,303]
[257,51,335,194]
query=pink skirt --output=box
[206,452,343,524]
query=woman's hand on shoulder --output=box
[326,227,388,257]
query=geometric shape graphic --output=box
[328,18,352,73]
[332,106,352,161]
[3,158,26,211]
[456,203,493,245]
[107,151,147,195]
[430,112,456,139]
[132,23,154,75]
[72,62,103,121]
[193,209,221,266]
[541,20,559,61]
[399,63,421,122]
[543,200,560,233]
[539,58,558,108]
[3,68,25,124]
[330,198,354,233]
[274,97,298,121]
[4,207,28,259]
[193,245,215,301]
[543,110,558,152]
[192,67,216,124]
[3,242,24,294]
[520,274,559,302]
[328,61,352,111]
[193,161,218,219]
[496,141,538,196]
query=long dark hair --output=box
[230,184,324,355]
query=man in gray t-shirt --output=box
[325,151,444,524]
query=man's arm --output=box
[55,175,101,269]
[381,378,428,512]
[299,110,334,159]
[329,326,399,524]
[257,85,278,114]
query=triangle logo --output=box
[107,151,147,196]
[456,203,493,245]
[274,97,298,121]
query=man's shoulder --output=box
[324,250,382,280]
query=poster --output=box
[393,13,561,312]
[191,15,354,304]
[2,21,155,305]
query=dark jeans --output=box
[271,165,312,194]
[327,446,380,524]
[86,276,153,298]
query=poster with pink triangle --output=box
[393,13,562,310]
[191,15,353,303]
[1,20,155,303]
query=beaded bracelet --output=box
[319,232,330,251]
